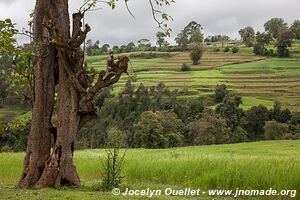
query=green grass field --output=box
[0,140,299,199]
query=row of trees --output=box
[2,81,299,151]
[84,18,300,56]
[86,39,156,56]
[57,82,300,149]
[85,21,205,56]
[239,18,300,57]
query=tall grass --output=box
[1,140,299,192]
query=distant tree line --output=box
[239,18,300,57]
[2,80,299,152]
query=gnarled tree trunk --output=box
[18,0,57,188]
[18,0,129,188]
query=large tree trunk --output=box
[18,0,57,188]
[19,0,129,188]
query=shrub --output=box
[264,120,289,140]
[0,120,30,152]
[253,43,266,56]
[100,127,126,191]
[232,47,239,53]
[224,46,230,52]
[180,63,191,72]
[215,84,228,103]
[229,127,248,143]
[267,49,275,56]
[214,48,220,52]
[189,45,204,65]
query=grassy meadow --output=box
[0,140,299,199]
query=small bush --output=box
[100,127,126,191]
[180,63,191,72]
[253,43,266,56]
[232,47,239,53]
[214,48,220,52]
[0,120,30,152]
[215,84,228,103]
[224,46,230,52]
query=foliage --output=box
[180,63,191,71]
[264,120,289,140]
[276,29,294,57]
[156,32,169,47]
[189,45,204,65]
[230,126,248,143]
[0,19,33,104]
[290,20,300,39]
[189,108,229,145]
[205,35,230,44]
[215,84,228,103]
[133,110,184,148]
[242,105,269,140]
[0,119,30,152]
[231,46,239,54]
[269,101,291,123]
[253,32,273,56]
[137,39,151,51]
[264,18,288,39]
[175,31,189,49]
[224,46,230,52]
[0,19,18,56]
[216,95,243,132]
[239,26,255,47]
[189,30,204,45]
[213,48,220,52]
[100,127,126,190]
[106,127,126,148]
[0,76,9,104]
[175,21,202,49]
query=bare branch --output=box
[124,1,135,19]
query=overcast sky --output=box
[0,0,300,46]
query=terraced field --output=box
[86,41,300,111]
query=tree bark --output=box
[18,0,129,188]
[18,0,56,188]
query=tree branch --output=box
[78,55,129,114]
